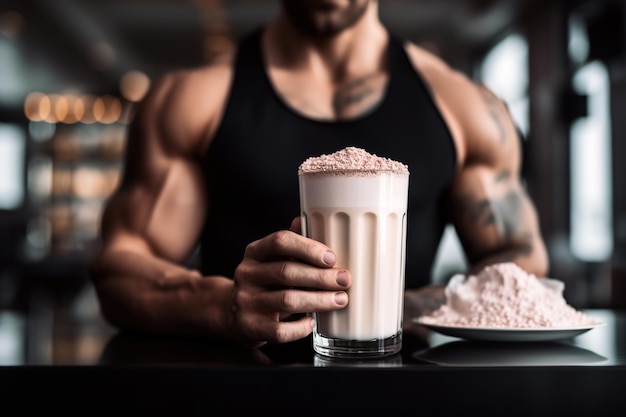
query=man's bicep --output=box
[98,72,210,264]
[100,159,207,264]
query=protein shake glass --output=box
[298,147,409,358]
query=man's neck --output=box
[265,4,388,84]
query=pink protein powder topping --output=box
[298,146,409,176]
[419,262,601,328]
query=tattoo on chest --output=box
[332,73,387,119]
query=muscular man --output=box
[89,0,548,347]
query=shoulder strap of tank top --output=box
[386,31,432,92]
[386,30,458,171]
[232,27,264,77]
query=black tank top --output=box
[201,28,457,288]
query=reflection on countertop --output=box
[412,340,608,366]
[313,352,404,368]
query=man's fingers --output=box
[238,288,349,315]
[290,216,302,234]
[245,229,336,267]
[235,259,351,290]
[255,315,315,344]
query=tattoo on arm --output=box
[452,171,534,263]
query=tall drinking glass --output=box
[298,147,409,358]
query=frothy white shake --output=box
[298,147,409,357]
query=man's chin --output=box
[301,21,347,38]
[281,0,370,38]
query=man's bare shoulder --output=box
[403,41,516,167]
[168,51,236,93]
[132,51,236,157]
[403,41,477,97]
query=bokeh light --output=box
[119,70,151,102]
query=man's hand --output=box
[229,217,352,347]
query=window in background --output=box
[569,61,612,261]
[567,12,613,263]
[0,123,25,210]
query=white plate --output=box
[412,319,605,342]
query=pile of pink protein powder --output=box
[418,262,601,328]
[298,146,409,176]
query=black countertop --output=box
[1,308,624,416]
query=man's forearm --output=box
[90,250,235,340]
[466,235,548,277]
